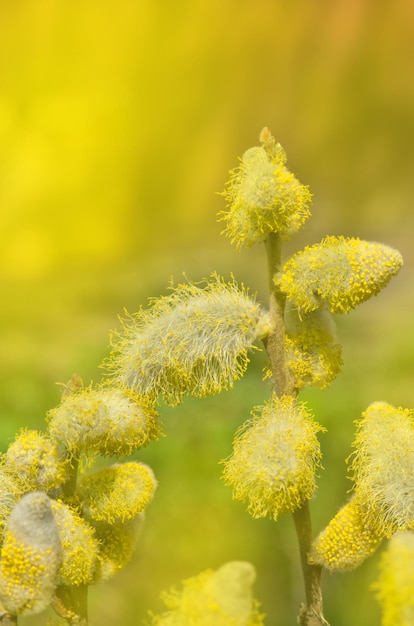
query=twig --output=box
[264,232,329,626]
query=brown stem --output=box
[263,233,295,397]
[293,505,330,626]
[263,233,329,626]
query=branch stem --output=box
[263,233,295,397]
[264,233,329,626]
[293,505,329,626]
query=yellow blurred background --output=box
[1,1,414,624]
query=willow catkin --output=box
[279,236,403,314]
[78,461,157,523]
[220,128,311,248]
[0,492,61,615]
[149,561,265,626]
[106,275,271,405]
[222,394,323,521]
[47,386,160,456]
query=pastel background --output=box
[1,1,413,624]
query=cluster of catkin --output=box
[0,129,410,625]
[0,381,159,618]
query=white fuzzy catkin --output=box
[47,386,160,456]
[107,276,271,405]
[0,492,61,616]
[350,401,414,535]
[222,394,323,521]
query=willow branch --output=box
[293,506,330,626]
[263,232,295,396]
[263,232,329,626]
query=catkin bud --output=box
[5,429,68,492]
[92,513,145,581]
[310,494,383,572]
[278,236,403,314]
[222,394,323,521]
[311,401,414,573]
[51,500,99,586]
[0,468,23,539]
[373,530,414,626]
[284,306,342,390]
[220,129,312,248]
[77,462,157,523]
[47,386,160,456]
[149,561,264,625]
[0,492,61,616]
[350,401,414,536]
[106,275,271,406]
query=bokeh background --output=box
[1,1,414,624]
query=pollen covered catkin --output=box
[148,561,264,625]
[311,401,414,572]
[310,494,383,572]
[220,128,312,248]
[107,275,271,405]
[279,236,403,314]
[92,513,145,581]
[284,306,342,390]
[47,386,160,456]
[0,492,61,616]
[373,530,414,626]
[51,500,99,586]
[0,469,23,540]
[350,401,414,535]
[222,394,323,521]
[77,462,157,523]
[5,429,67,491]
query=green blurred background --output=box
[1,1,413,624]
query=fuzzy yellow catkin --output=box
[106,275,271,406]
[148,561,265,625]
[47,386,160,456]
[373,530,414,626]
[77,462,157,523]
[0,467,23,539]
[278,236,403,314]
[92,513,145,581]
[5,429,68,492]
[310,494,383,572]
[222,394,323,521]
[311,401,414,573]
[0,492,61,616]
[284,306,343,390]
[350,401,414,536]
[51,500,99,586]
[220,128,312,248]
